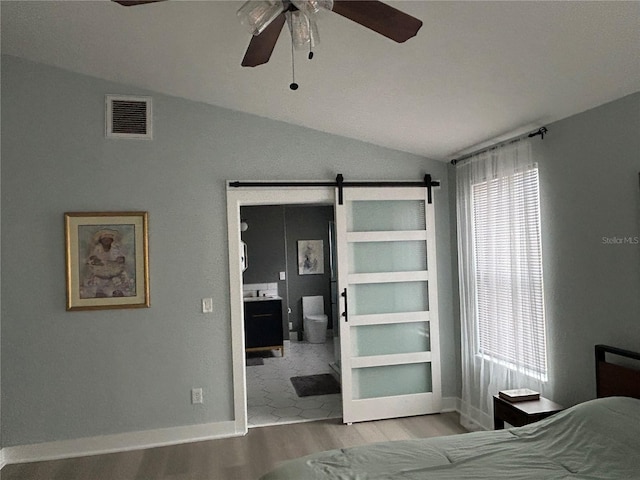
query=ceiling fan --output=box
[113,1,423,69]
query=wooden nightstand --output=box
[493,395,563,430]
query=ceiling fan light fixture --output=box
[292,0,334,15]
[237,0,285,36]
[287,10,319,50]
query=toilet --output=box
[302,295,328,344]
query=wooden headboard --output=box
[595,344,640,399]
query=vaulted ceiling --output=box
[2,1,639,160]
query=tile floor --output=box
[246,337,343,427]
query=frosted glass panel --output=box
[352,363,432,399]
[349,200,425,232]
[352,322,430,356]
[349,241,427,274]
[351,282,428,316]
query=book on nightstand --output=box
[498,388,540,402]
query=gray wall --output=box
[1,55,456,447]
[284,206,334,337]
[240,205,286,289]
[534,92,640,407]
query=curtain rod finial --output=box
[528,126,548,140]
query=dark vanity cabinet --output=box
[244,299,284,356]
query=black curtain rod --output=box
[227,180,434,188]
[228,174,441,204]
[450,127,548,166]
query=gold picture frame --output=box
[65,212,149,311]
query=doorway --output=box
[241,203,339,427]
[226,187,336,433]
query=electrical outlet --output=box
[191,388,203,404]
[279,271,286,280]
[202,298,213,313]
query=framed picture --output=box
[298,239,324,275]
[65,212,149,311]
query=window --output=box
[471,166,548,379]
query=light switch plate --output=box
[279,271,286,280]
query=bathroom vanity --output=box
[243,296,284,356]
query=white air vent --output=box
[106,95,152,139]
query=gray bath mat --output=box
[290,374,341,397]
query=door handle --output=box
[341,288,348,322]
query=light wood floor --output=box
[1,413,467,480]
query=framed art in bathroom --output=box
[298,239,324,275]
[65,211,149,311]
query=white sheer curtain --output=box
[456,139,547,430]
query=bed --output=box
[260,345,640,480]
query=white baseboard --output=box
[0,401,464,469]
[2,420,244,466]
[441,396,461,413]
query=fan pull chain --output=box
[289,21,298,90]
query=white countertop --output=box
[243,295,282,303]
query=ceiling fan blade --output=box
[241,12,287,67]
[112,1,166,6]
[331,0,422,43]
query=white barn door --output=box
[335,187,441,423]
